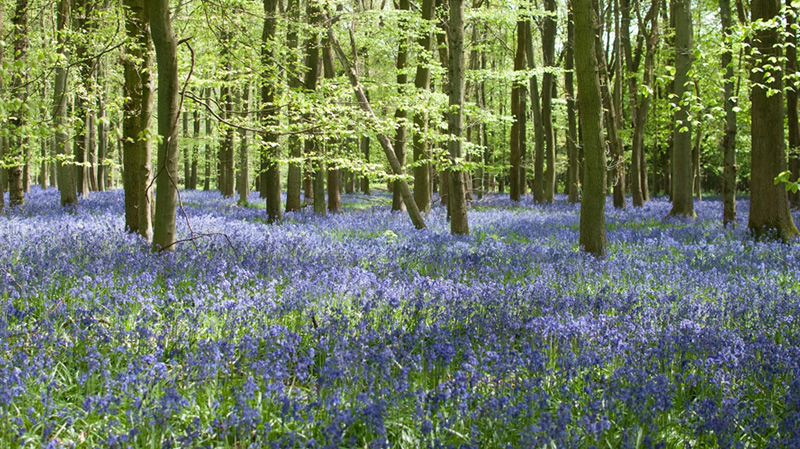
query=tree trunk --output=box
[361,134,371,194]
[54,0,77,206]
[447,0,469,234]
[412,0,434,212]
[284,0,303,212]
[542,0,557,203]
[566,9,579,203]
[509,20,526,202]
[304,0,322,209]
[191,109,199,189]
[96,61,107,192]
[669,0,695,217]
[149,0,181,251]
[237,87,250,204]
[218,52,235,198]
[785,0,800,208]
[525,22,543,202]
[122,0,154,239]
[183,105,191,189]
[749,0,799,240]
[720,0,737,224]
[575,0,607,256]
[322,34,341,213]
[203,88,214,191]
[392,0,410,211]
[8,0,29,206]
[262,0,281,220]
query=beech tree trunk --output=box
[54,0,77,207]
[412,0,434,212]
[237,88,250,204]
[575,0,607,256]
[509,20,526,202]
[392,0,410,211]
[284,0,303,212]
[149,0,181,251]
[542,0,557,203]
[262,0,281,220]
[8,0,29,207]
[122,0,154,239]
[785,0,800,208]
[748,0,799,240]
[447,0,469,234]
[669,0,695,217]
[565,9,579,203]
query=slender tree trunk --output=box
[447,0,469,234]
[575,0,607,256]
[54,0,77,206]
[122,0,154,239]
[304,1,322,209]
[203,88,214,191]
[262,0,281,220]
[509,20,526,202]
[149,0,181,251]
[720,0,737,223]
[785,0,800,207]
[183,106,191,189]
[218,52,235,198]
[96,61,107,192]
[284,0,303,211]
[191,109,199,189]
[566,9,579,203]
[237,87,250,204]
[542,0,557,203]
[412,0,434,212]
[328,25,426,229]
[392,0,410,211]
[361,134,371,194]
[525,22,543,202]
[669,0,695,217]
[749,0,799,240]
[8,0,29,206]
[321,34,341,213]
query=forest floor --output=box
[1,187,799,448]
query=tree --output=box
[8,0,29,207]
[542,0,557,203]
[328,23,426,230]
[412,0,435,213]
[284,0,303,212]
[565,8,579,203]
[669,0,695,218]
[122,0,154,239]
[748,0,799,240]
[54,0,77,207]
[447,0,468,234]
[784,0,799,208]
[509,19,526,202]
[237,87,250,204]
[574,0,606,256]
[392,0,410,212]
[262,0,281,221]
[149,0,181,251]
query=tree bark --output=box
[8,0,29,206]
[542,0,557,203]
[149,0,181,251]
[322,34,340,213]
[566,8,579,203]
[218,48,235,198]
[237,87,250,204]
[54,0,77,207]
[525,22,543,202]
[262,0,281,220]
[284,0,303,212]
[392,0,410,211]
[447,0,469,234]
[669,0,695,217]
[748,0,799,240]
[575,0,607,256]
[122,0,154,239]
[785,0,800,208]
[412,0,435,212]
[509,20,526,202]
[718,0,736,225]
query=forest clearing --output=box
[1,188,799,448]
